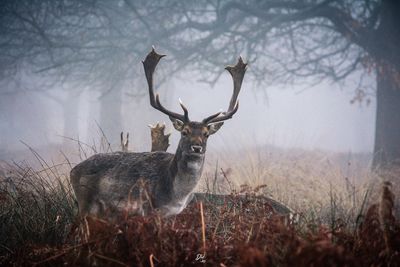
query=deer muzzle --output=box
[190,145,203,153]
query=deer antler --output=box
[203,56,247,124]
[142,47,189,122]
[143,47,246,124]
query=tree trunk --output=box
[63,90,80,145]
[0,94,18,155]
[98,88,123,149]
[373,69,400,168]
[372,0,400,168]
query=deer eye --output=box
[203,132,209,138]
[182,130,188,136]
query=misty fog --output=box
[0,69,375,162]
[1,0,391,168]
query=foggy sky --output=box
[0,69,375,160]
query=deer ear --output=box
[170,118,185,131]
[207,122,224,135]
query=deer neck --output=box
[169,142,205,198]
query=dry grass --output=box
[1,145,399,266]
[3,186,399,266]
[202,146,380,227]
[0,161,76,257]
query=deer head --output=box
[142,47,247,158]
[148,122,170,152]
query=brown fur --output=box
[149,123,170,152]
[70,121,221,219]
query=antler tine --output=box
[142,47,189,122]
[179,98,189,122]
[202,111,222,124]
[154,94,190,122]
[204,56,247,124]
[204,102,239,124]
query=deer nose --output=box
[191,145,203,153]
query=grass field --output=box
[0,146,399,266]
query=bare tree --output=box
[1,0,399,168]
[136,0,399,168]
[0,0,164,140]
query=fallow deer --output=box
[149,122,170,152]
[70,48,247,217]
[120,132,129,152]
